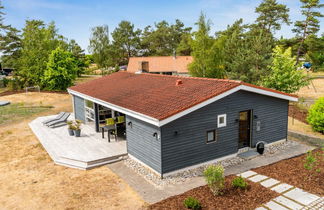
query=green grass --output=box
[0,103,53,125]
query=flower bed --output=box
[254,149,324,196]
[148,175,278,210]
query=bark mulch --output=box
[288,104,308,124]
[254,149,324,196]
[0,90,68,97]
[148,175,279,210]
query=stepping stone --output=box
[284,188,320,206]
[271,183,293,193]
[264,200,289,210]
[248,174,268,183]
[274,196,304,210]
[261,178,280,188]
[238,150,259,160]
[238,170,257,178]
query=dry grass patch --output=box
[288,117,324,138]
[296,78,324,99]
[0,92,146,209]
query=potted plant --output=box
[73,120,82,137]
[67,120,74,136]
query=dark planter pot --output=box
[74,129,81,137]
[68,128,74,136]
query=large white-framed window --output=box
[217,114,227,128]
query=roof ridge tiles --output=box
[123,71,242,84]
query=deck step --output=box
[29,116,127,170]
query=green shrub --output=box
[203,164,225,195]
[183,197,201,210]
[307,97,324,134]
[7,78,22,91]
[304,150,322,173]
[232,176,248,189]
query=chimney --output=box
[176,79,183,86]
[173,49,176,60]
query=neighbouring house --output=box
[68,71,298,177]
[126,56,192,76]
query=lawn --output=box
[0,103,53,125]
[74,74,101,85]
[288,117,324,139]
[0,92,146,209]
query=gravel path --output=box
[124,140,299,187]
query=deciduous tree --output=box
[88,25,114,71]
[43,47,78,90]
[263,46,309,93]
[18,20,66,87]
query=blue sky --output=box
[2,0,323,53]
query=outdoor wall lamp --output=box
[235,119,239,123]
[174,131,178,136]
[153,132,158,139]
[254,115,258,119]
[127,121,132,128]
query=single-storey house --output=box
[127,56,192,76]
[68,71,298,177]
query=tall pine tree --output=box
[255,0,290,33]
[293,0,323,64]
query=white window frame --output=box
[217,114,227,128]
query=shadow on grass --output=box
[0,103,53,125]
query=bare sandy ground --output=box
[0,93,146,210]
[296,78,324,99]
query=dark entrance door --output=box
[239,110,251,148]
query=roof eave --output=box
[68,88,161,126]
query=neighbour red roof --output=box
[69,72,296,121]
[127,56,193,73]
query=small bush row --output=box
[183,165,250,209]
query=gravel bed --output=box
[124,140,299,187]
[264,139,299,156]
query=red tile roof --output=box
[127,56,193,73]
[69,72,297,121]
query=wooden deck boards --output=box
[29,115,127,169]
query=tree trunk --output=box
[296,9,310,65]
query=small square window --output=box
[206,130,216,143]
[218,114,227,128]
